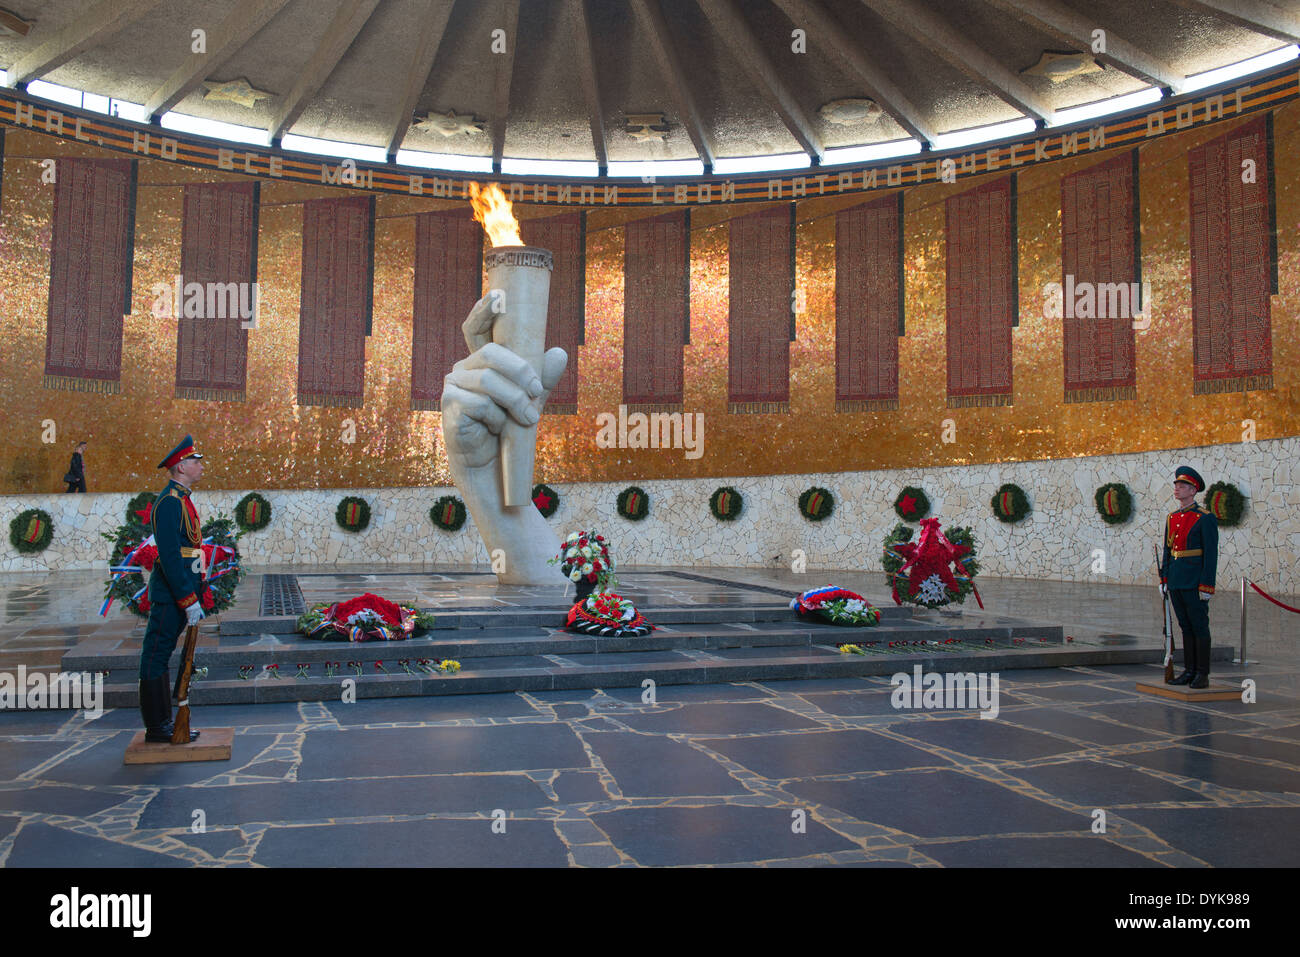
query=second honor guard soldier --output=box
[138,435,207,743]
[1159,466,1218,689]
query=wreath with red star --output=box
[893,487,930,522]
[125,491,155,524]
[532,483,559,518]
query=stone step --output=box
[63,620,1064,673]
[216,601,916,635]
[88,644,1216,707]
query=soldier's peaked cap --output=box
[158,434,203,469]
[1173,465,1204,492]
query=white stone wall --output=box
[4,437,1297,593]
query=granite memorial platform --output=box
[60,569,1232,707]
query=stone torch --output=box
[470,183,552,507]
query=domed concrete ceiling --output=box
[0,0,1294,170]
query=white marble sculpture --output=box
[440,289,571,585]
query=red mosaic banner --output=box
[729,204,793,412]
[44,158,135,394]
[412,210,482,411]
[1062,152,1138,402]
[297,196,374,408]
[623,209,688,410]
[522,212,583,413]
[835,193,901,411]
[1189,114,1273,394]
[946,177,1013,406]
[176,181,257,402]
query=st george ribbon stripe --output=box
[1,65,1295,205]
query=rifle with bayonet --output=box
[1155,543,1173,683]
[171,623,201,744]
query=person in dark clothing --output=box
[64,441,87,492]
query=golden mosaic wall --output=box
[2,103,1297,494]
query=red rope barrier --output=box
[1249,582,1300,615]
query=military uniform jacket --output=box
[1160,502,1218,595]
[147,480,203,609]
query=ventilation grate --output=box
[260,574,306,616]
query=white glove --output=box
[186,602,205,626]
[1159,584,1167,596]
[1200,592,1211,602]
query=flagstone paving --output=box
[1,568,1298,867]
[1,662,1298,867]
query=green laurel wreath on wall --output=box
[336,496,371,532]
[893,486,931,522]
[990,483,1031,523]
[799,486,834,522]
[1094,483,1133,525]
[235,492,272,532]
[125,491,155,524]
[532,483,559,518]
[430,495,467,532]
[709,486,743,521]
[1205,481,1246,527]
[9,508,54,554]
[617,486,650,521]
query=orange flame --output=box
[468,182,523,247]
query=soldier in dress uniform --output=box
[1159,466,1218,689]
[138,435,207,743]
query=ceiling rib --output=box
[385,0,456,158]
[144,0,291,120]
[567,0,608,172]
[774,0,938,145]
[6,0,167,87]
[859,0,1057,123]
[269,0,382,143]
[985,0,1185,93]
[697,0,825,162]
[631,0,718,170]
[1166,0,1300,44]
[490,0,522,172]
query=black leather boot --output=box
[1190,634,1211,688]
[142,675,174,742]
[1170,636,1195,685]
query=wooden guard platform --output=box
[1136,682,1240,702]
[123,727,234,764]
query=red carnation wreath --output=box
[565,591,654,637]
[298,592,416,642]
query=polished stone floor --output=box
[1,566,1298,867]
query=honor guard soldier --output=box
[1159,466,1218,689]
[138,435,207,743]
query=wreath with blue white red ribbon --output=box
[790,585,881,626]
[99,506,243,619]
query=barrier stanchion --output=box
[1239,576,1247,665]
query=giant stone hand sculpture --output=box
[440,295,571,585]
